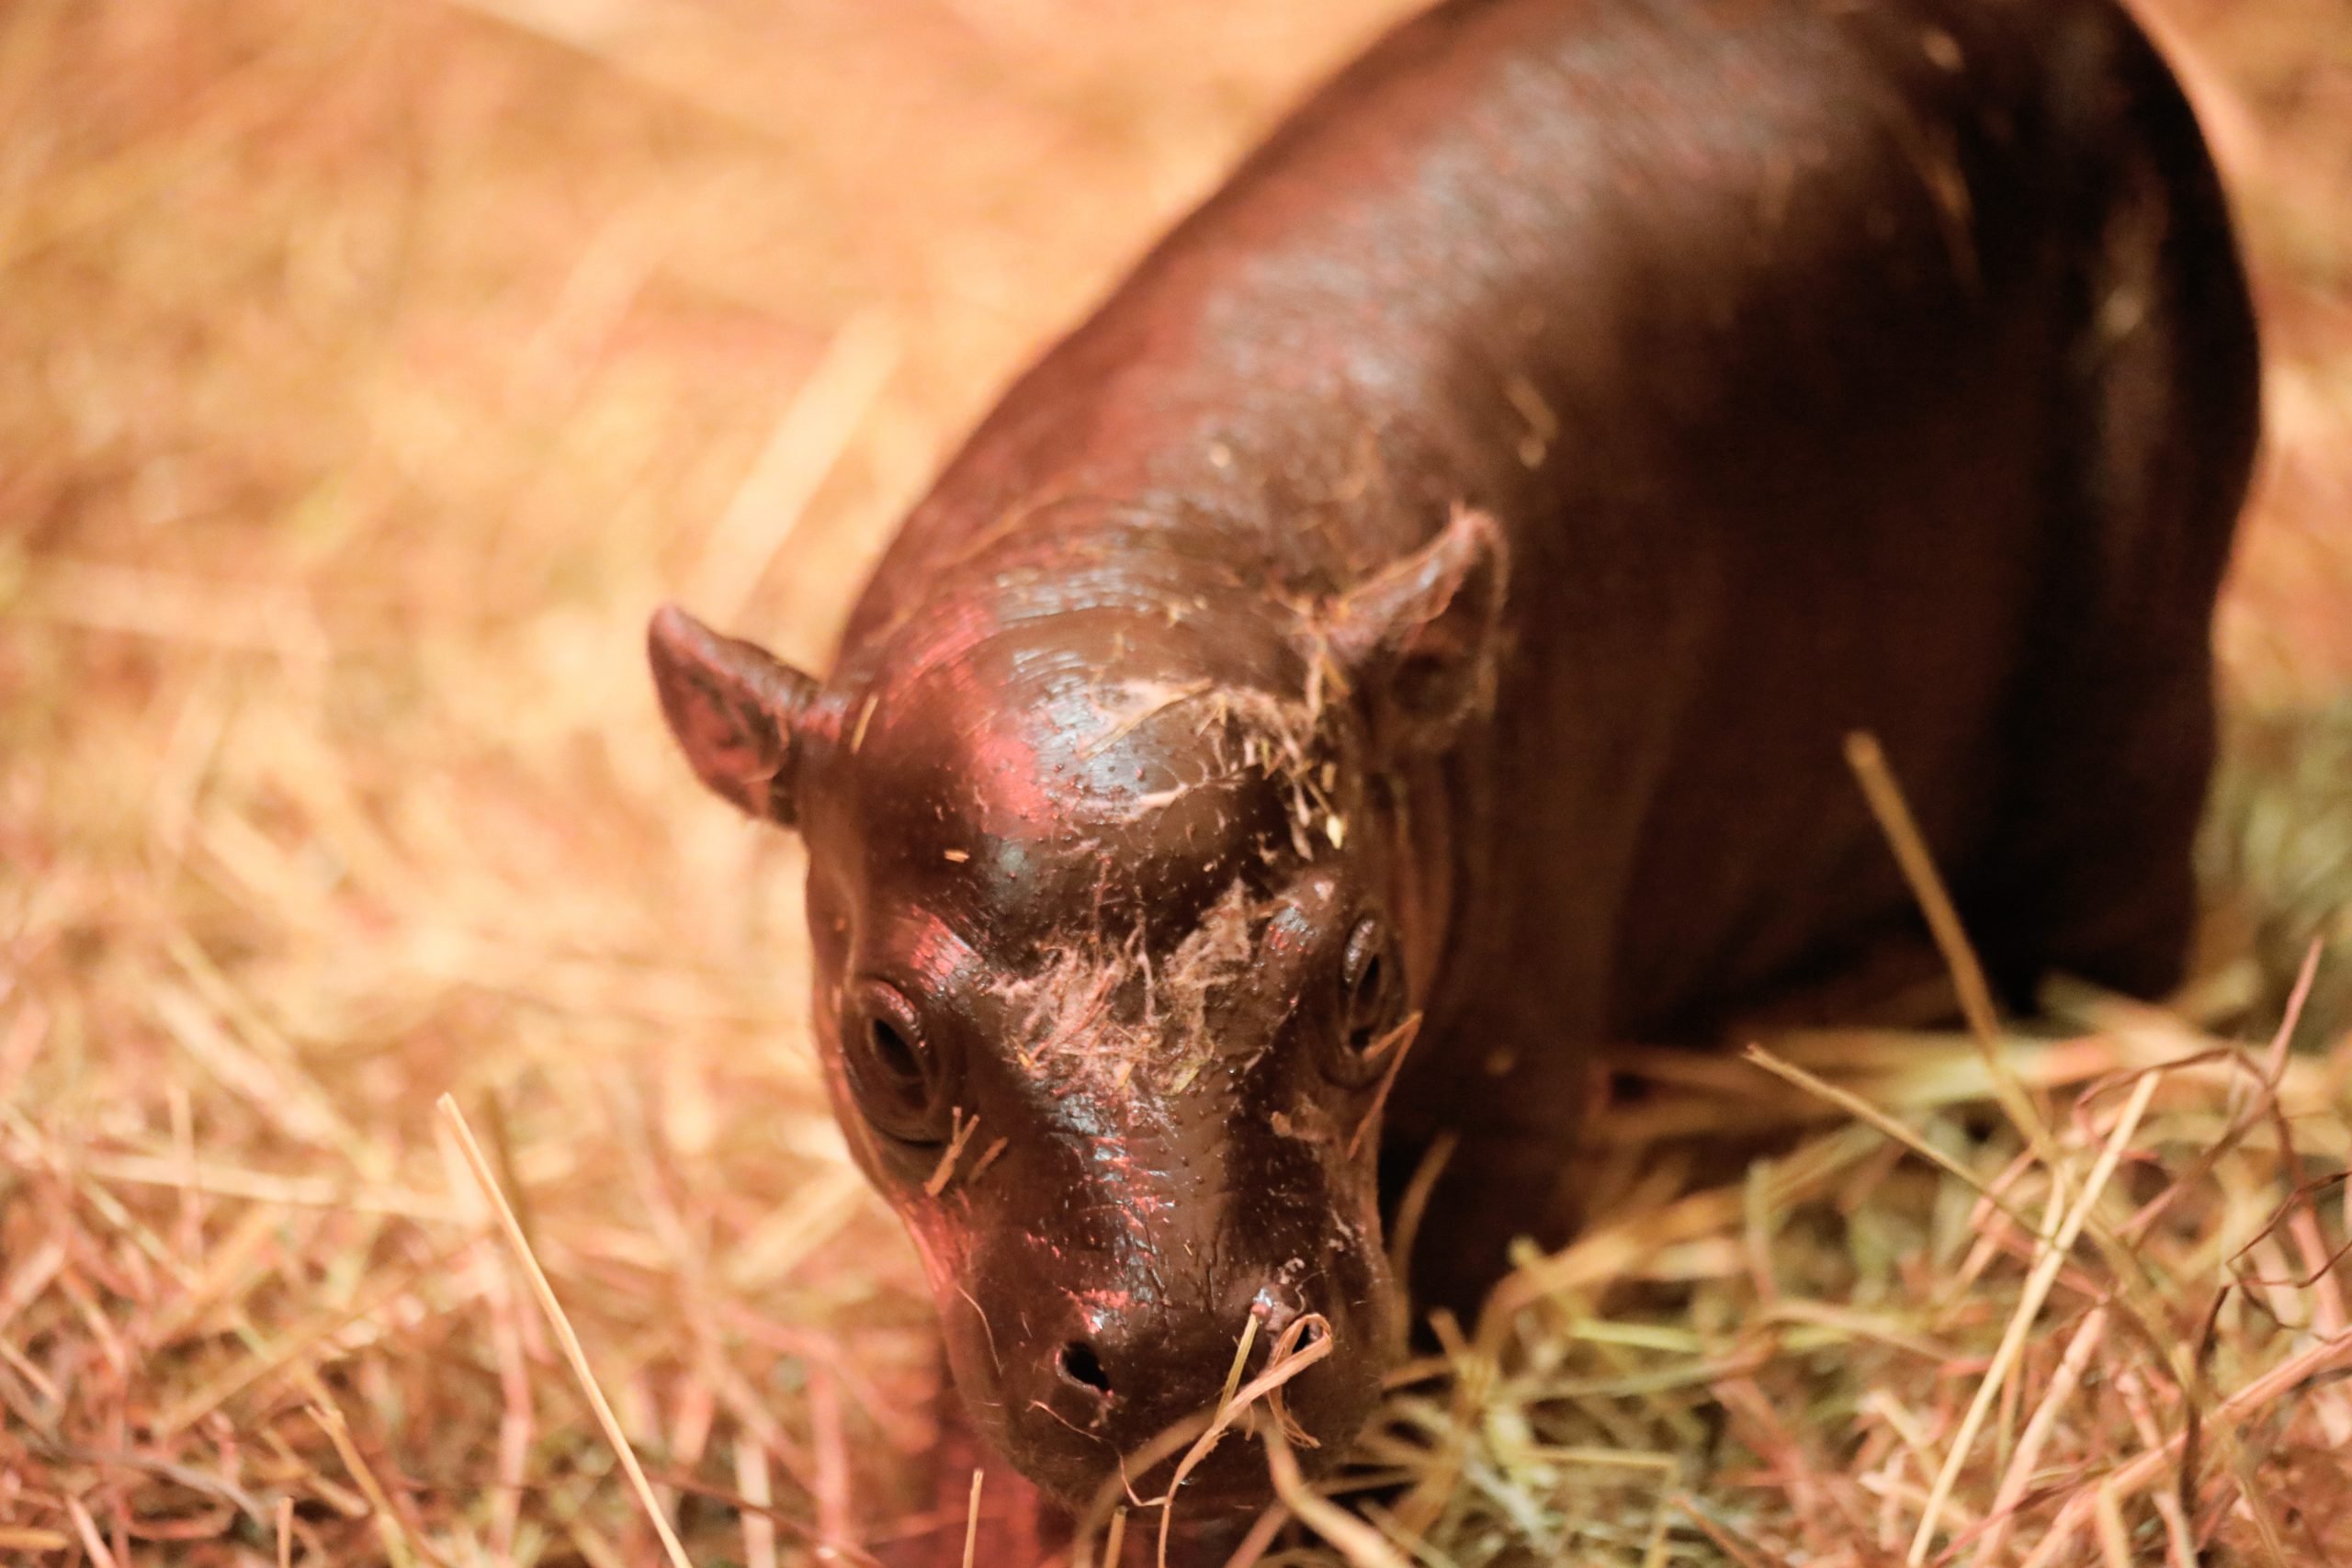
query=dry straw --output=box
[437,1093,695,1568]
[4,0,2351,1563]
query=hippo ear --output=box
[647,604,824,829]
[1309,505,1509,749]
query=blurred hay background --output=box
[0,1,2346,1563]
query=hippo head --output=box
[647,507,1504,1513]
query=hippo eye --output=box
[844,980,950,1146]
[1339,915,1401,1058]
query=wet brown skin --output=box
[648,0,2258,1548]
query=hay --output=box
[2,0,2347,1563]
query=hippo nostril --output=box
[1057,1341,1113,1399]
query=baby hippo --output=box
[648,0,2258,1542]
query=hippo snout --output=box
[973,1263,1389,1509]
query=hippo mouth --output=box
[1049,1314,1356,1528]
[967,1298,1382,1518]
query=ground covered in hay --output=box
[3,1,2349,1563]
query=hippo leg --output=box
[1381,1112,1587,1333]
[1973,46,2257,1009]
[1973,641,2222,1010]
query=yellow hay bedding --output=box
[3,0,2348,1562]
